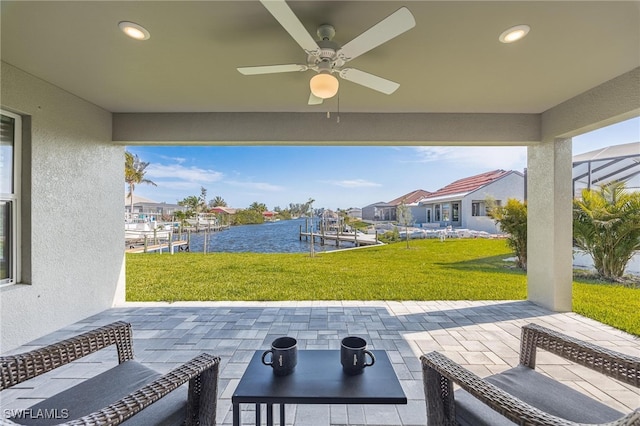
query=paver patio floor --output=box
[2,300,639,425]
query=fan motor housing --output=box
[308,39,344,70]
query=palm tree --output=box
[125,151,157,218]
[249,202,267,213]
[573,181,640,281]
[210,196,227,207]
[177,195,199,218]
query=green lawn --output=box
[573,281,640,336]
[126,239,639,336]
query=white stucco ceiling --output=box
[1,1,639,114]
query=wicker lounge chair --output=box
[421,323,640,426]
[0,321,220,425]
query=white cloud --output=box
[147,164,223,183]
[158,155,186,164]
[412,146,527,170]
[143,180,204,191]
[324,179,382,188]
[226,180,284,192]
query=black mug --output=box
[262,336,297,376]
[341,336,375,375]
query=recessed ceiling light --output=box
[499,25,530,43]
[118,21,150,40]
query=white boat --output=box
[125,220,171,240]
[185,213,219,226]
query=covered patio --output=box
[2,301,638,425]
[1,1,639,423]
[1,0,638,351]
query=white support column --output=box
[527,138,573,311]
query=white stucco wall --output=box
[527,139,574,312]
[462,173,525,233]
[409,205,426,224]
[0,62,124,352]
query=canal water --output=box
[182,218,353,254]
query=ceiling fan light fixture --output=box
[310,72,339,99]
[499,24,530,43]
[118,21,150,40]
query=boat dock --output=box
[180,223,230,233]
[126,240,189,254]
[299,230,380,247]
[125,228,192,255]
[299,215,380,248]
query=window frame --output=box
[441,203,451,222]
[1,109,22,287]
[452,202,460,222]
[472,201,482,217]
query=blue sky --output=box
[127,117,639,210]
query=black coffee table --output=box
[232,349,407,426]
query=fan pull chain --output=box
[325,95,340,123]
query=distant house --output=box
[388,189,433,223]
[125,194,186,220]
[345,208,362,219]
[419,170,524,233]
[361,201,394,222]
[262,210,277,221]
[210,206,237,215]
[362,189,432,222]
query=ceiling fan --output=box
[237,0,416,105]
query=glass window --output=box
[0,200,12,283]
[1,115,14,192]
[1,110,21,286]
[442,203,450,221]
[452,202,459,222]
[435,204,441,221]
[472,202,482,217]
[487,199,502,215]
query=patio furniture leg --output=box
[280,404,285,426]
[267,403,273,425]
[233,402,240,426]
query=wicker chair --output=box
[421,323,640,426]
[0,321,220,425]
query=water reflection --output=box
[182,218,352,254]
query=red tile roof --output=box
[425,170,512,199]
[210,206,237,214]
[388,189,432,205]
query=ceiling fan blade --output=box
[337,7,416,62]
[308,93,324,105]
[339,68,400,95]
[237,64,307,75]
[260,0,321,56]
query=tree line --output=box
[173,187,316,225]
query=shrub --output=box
[573,182,640,281]
[488,198,527,270]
